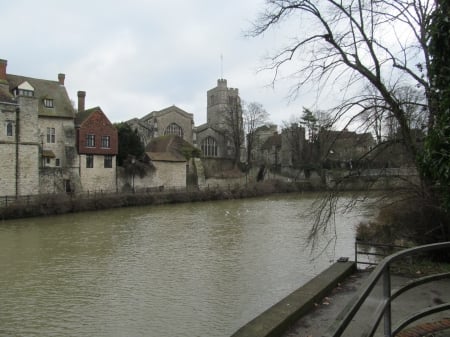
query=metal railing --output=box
[324,241,450,337]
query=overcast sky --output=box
[2,0,326,126]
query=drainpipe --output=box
[15,107,20,197]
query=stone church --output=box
[196,79,244,162]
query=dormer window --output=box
[14,81,35,97]
[44,98,54,108]
[15,89,34,97]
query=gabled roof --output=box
[6,74,74,118]
[75,106,114,128]
[141,105,194,122]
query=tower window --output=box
[201,136,218,157]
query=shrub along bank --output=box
[0,180,314,220]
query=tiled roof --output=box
[75,106,101,126]
[145,135,194,162]
[6,74,74,118]
[0,84,16,104]
[146,151,186,162]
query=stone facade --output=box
[126,105,194,147]
[196,79,244,161]
[0,58,122,196]
[79,154,117,192]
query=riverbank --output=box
[0,180,314,220]
[232,262,450,337]
[231,260,356,337]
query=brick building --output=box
[75,91,118,192]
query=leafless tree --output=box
[249,0,437,246]
[250,0,434,161]
[221,96,245,167]
[244,101,270,166]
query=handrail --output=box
[324,241,450,337]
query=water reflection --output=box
[0,193,371,337]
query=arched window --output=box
[164,123,183,137]
[201,137,218,157]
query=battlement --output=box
[217,78,227,87]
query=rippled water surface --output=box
[0,193,372,336]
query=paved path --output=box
[282,270,450,337]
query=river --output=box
[0,193,373,337]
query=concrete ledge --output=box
[231,261,356,337]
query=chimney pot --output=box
[77,91,86,113]
[58,73,65,85]
[0,59,7,81]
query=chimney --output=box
[0,59,7,82]
[77,91,86,113]
[58,73,65,85]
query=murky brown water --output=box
[0,193,372,337]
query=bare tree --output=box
[221,96,245,167]
[244,101,270,166]
[249,0,438,245]
[250,0,434,163]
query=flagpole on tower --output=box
[220,54,223,79]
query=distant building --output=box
[126,105,194,147]
[280,124,307,168]
[260,132,282,168]
[196,79,244,162]
[319,129,375,167]
[250,124,278,165]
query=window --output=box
[6,121,14,137]
[101,135,110,148]
[16,89,34,97]
[201,137,218,157]
[55,158,60,167]
[164,123,183,138]
[86,134,95,147]
[43,99,54,108]
[86,154,94,168]
[46,127,56,143]
[104,155,113,168]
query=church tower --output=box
[206,79,242,130]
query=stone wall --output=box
[16,96,39,195]
[117,161,187,191]
[39,116,76,168]
[79,154,117,192]
[0,143,16,196]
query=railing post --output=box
[383,264,392,337]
